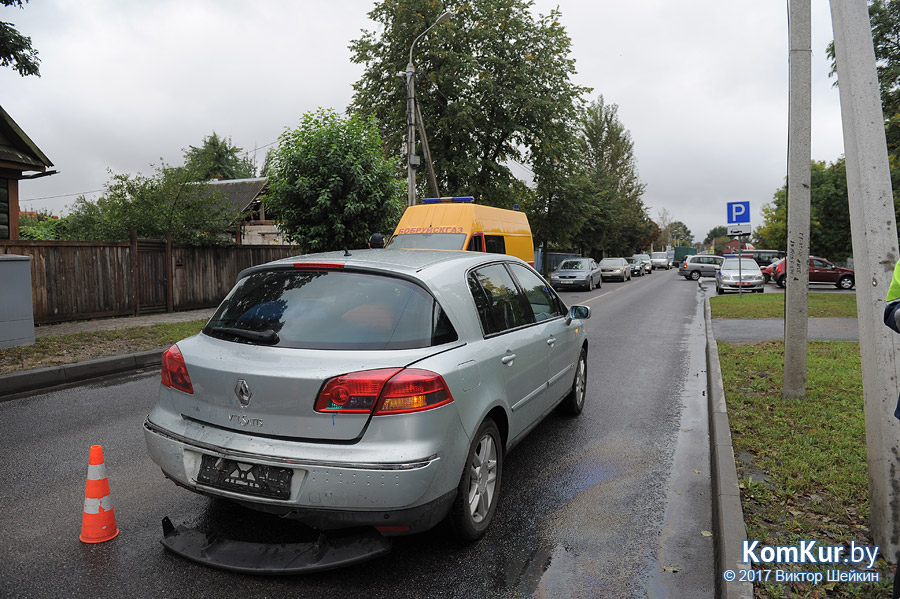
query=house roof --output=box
[206,177,267,213]
[0,105,54,172]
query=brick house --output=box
[0,105,55,240]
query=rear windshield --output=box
[599,258,621,266]
[204,270,458,350]
[387,233,467,250]
[651,252,667,259]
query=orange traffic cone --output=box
[79,444,119,543]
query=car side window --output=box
[484,235,506,255]
[812,258,829,268]
[468,264,531,335]
[468,234,483,252]
[508,263,563,323]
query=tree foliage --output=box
[1,0,39,76]
[667,221,693,246]
[264,108,404,253]
[754,160,853,260]
[57,163,241,244]
[573,96,650,256]
[183,132,256,181]
[350,0,589,209]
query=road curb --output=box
[0,349,163,400]
[705,299,754,599]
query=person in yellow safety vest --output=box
[885,261,900,599]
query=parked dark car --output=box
[625,257,644,277]
[774,256,855,289]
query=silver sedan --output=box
[715,257,765,294]
[144,250,591,569]
[548,258,602,291]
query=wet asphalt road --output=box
[0,269,714,598]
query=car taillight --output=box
[314,368,453,415]
[161,345,193,394]
[374,369,454,415]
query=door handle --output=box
[501,353,516,365]
[547,337,556,348]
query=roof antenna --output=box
[344,248,351,256]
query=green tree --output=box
[704,226,728,246]
[349,0,589,208]
[18,209,62,239]
[755,160,851,260]
[665,221,693,247]
[60,163,241,244]
[264,108,404,252]
[574,96,648,256]
[1,0,39,76]
[183,132,256,181]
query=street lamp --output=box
[405,11,452,207]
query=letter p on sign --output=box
[727,201,750,224]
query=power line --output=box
[21,189,104,202]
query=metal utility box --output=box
[0,255,35,349]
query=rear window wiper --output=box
[205,327,280,345]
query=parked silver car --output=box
[549,258,602,290]
[715,257,765,294]
[650,252,670,270]
[144,250,590,569]
[679,254,725,280]
[599,257,631,282]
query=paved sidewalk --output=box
[712,317,859,342]
[33,308,217,338]
[1,308,217,399]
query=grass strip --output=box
[0,319,206,375]
[710,293,858,319]
[719,339,892,597]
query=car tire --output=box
[448,418,503,542]
[690,270,701,281]
[763,274,770,284]
[776,276,786,289]
[716,285,723,295]
[837,275,854,290]
[559,347,587,416]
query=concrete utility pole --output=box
[405,11,452,207]
[783,0,812,399]
[830,0,900,559]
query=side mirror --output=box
[566,305,591,325]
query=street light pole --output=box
[405,11,452,207]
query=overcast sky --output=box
[2,1,846,244]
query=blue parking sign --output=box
[727,201,750,224]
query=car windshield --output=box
[721,258,760,271]
[625,258,637,264]
[599,258,621,266]
[204,269,458,350]
[387,233,467,250]
[559,260,588,270]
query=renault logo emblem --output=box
[235,379,252,407]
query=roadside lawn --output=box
[0,320,206,375]
[711,293,892,598]
[710,292,858,319]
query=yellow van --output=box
[387,197,535,266]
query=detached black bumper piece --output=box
[160,516,392,574]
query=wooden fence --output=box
[0,235,300,324]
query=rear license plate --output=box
[197,454,292,500]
